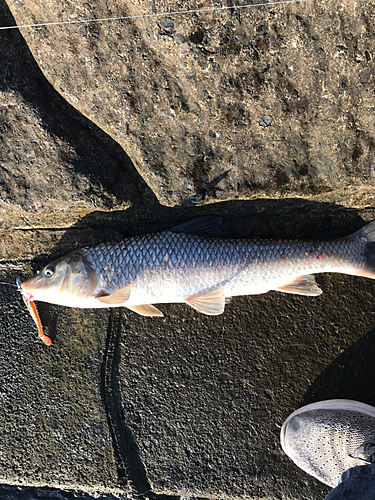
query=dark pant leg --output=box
[325,465,375,500]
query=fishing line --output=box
[0,0,303,31]
[0,281,18,287]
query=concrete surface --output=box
[4,0,375,207]
[0,283,120,495]
[1,0,375,499]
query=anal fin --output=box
[126,304,164,317]
[185,287,226,315]
[274,275,322,296]
[96,285,132,305]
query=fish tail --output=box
[351,220,375,279]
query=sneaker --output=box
[280,399,375,487]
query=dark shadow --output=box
[102,309,151,494]
[181,169,232,206]
[28,197,367,268]
[301,328,375,408]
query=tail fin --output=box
[352,220,375,279]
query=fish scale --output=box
[20,217,375,322]
[80,231,363,302]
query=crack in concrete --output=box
[102,308,151,495]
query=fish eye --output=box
[44,265,55,277]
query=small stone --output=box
[256,20,268,35]
[359,68,371,84]
[339,76,349,89]
[157,17,175,35]
[211,62,221,74]
[174,33,185,44]
[336,45,347,53]
[286,66,293,77]
[320,140,328,148]
[202,90,212,100]
[181,194,203,206]
[259,115,273,128]
[223,21,235,30]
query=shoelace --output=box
[350,442,375,464]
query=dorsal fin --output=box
[170,216,229,238]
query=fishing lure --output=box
[16,279,52,346]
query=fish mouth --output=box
[19,281,34,301]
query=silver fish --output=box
[21,217,375,317]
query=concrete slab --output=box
[5,0,375,208]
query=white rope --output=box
[0,0,303,30]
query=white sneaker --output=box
[280,400,375,487]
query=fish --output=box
[16,279,52,346]
[20,217,375,320]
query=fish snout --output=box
[20,278,36,298]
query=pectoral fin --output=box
[96,285,132,305]
[126,304,164,317]
[275,275,322,296]
[185,287,226,315]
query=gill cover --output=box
[60,254,98,298]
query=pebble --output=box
[259,115,273,128]
[157,17,175,35]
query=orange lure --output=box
[17,279,52,346]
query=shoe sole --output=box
[281,399,375,454]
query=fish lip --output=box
[18,282,34,301]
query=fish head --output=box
[21,252,98,304]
